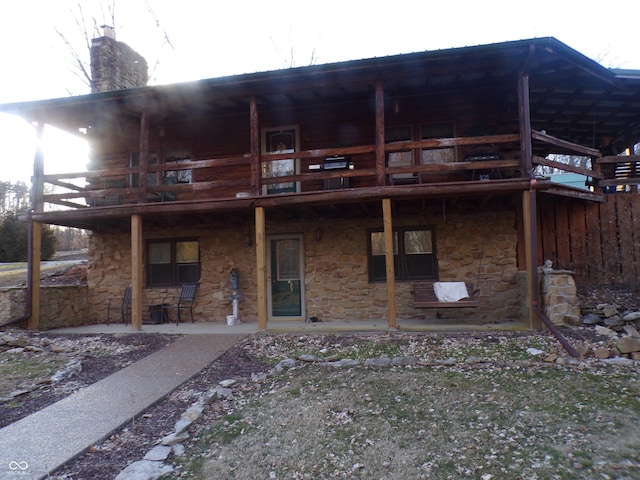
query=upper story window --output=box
[368,226,437,282]
[385,125,416,184]
[130,147,192,188]
[421,122,456,164]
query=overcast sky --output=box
[1,0,640,181]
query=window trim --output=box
[146,238,200,287]
[368,226,438,282]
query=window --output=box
[129,151,159,188]
[164,147,192,184]
[386,125,416,184]
[368,227,437,282]
[130,147,192,188]
[421,122,455,164]
[147,239,200,287]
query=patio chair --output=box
[162,283,198,325]
[106,286,132,325]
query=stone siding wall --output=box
[86,207,523,325]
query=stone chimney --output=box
[90,27,148,93]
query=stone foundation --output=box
[1,206,536,329]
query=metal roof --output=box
[2,37,640,149]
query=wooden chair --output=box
[162,283,198,325]
[106,286,132,325]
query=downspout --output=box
[0,209,33,328]
[526,181,580,358]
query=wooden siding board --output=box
[540,201,557,266]
[634,197,640,283]
[555,201,571,270]
[568,201,588,283]
[585,202,603,283]
[600,197,620,284]
[617,195,637,284]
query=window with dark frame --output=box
[368,227,437,282]
[130,147,192,189]
[147,239,200,287]
[420,122,455,164]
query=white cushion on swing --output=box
[433,282,470,302]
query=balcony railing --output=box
[38,131,639,212]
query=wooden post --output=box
[375,80,386,186]
[522,190,541,329]
[382,198,397,329]
[250,97,261,195]
[139,111,149,199]
[255,206,267,330]
[28,222,41,330]
[28,122,45,330]
[518,70,540,329]
[131,214,143,331]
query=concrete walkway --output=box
[0,334,246,480]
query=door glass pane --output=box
[264,129,297,194]
[276,239,300,281]
[271,238,302,317]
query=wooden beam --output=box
[139,111,149,199]
[382,198,397,329]
[522,189,541,329]
[29,122,45,330]
[250,97,261,195]
[131,214,143,331]
[28,221,41,330]
[255,206,267,330]
[518,73,533,176]
[375,80,386,186]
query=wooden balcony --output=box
[32,130,636,229]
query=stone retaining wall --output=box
[0,285,88,330]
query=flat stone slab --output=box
[0,334,246,479]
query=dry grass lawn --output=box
[170,333,640,480]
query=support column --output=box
[522,189,541,329]
[382,198,397,329]
[375,80,386,186]
[28,122,45,330]
[28,222,41,330]
[255,206,267,330]
[131,214,143,331]
[138,111,149,199]
[250,97,261,195]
